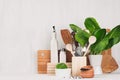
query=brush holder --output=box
[72,57,87,76]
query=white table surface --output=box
[0,73,120,80]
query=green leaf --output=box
[104,25,120,49]
[91,37,109,54]
[75,30,90,47]
[93,29,106,43]
[56,63,68,69]
[69,24,82,32]
[90,29,106,54]
[84,17,101,34]
[105,38,114,50]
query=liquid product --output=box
[60,48,66,63]
[50,26,58,63]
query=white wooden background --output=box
[0,0,120,74]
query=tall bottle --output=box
[50,26,58,63]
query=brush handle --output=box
[71,51,75,57]
[83,44,91,56]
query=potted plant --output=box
[55,63,71,79]
[69,17,120,74]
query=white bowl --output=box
[55,68,71,79]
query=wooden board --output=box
[37,50,50,74]
[101,29,118,73]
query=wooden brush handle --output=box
[61,29,73,44]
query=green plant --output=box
[70,17,120,55]
[56,63,68,69]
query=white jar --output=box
[60,48,66,63]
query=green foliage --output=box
[92,25,120,53]
[70,24,91,47]
[70,17,120,55]
[84,17,101,34]
[69,24,81,32]
[90,29,107,54]
[56,63,68,69]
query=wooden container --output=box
[37,50,50,74]
[47,63,72,75]
[47,63,56,74]
[80,65,94,78]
